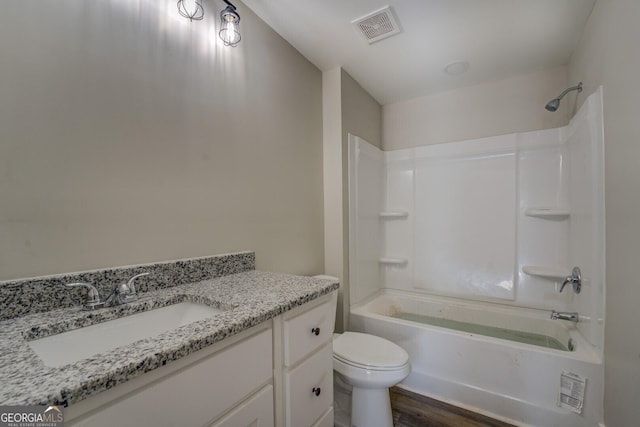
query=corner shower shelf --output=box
[379,258,408,265]
[379,211,409,219]
[522,265,570,280]
[524,207,570,220]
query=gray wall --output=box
[341,69,383,149]
[383,66,569,150]
[341,69,383,331]
[568,0,640,424]
[0,0,324,280]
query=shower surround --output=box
[348,88,604,426]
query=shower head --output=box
[545,98,561,112]
[545,82,583,112]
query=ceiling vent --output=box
[352,6,401,44]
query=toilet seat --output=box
[333,332,409,371]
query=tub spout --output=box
[550,310,579,322]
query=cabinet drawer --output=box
[283,300,334,366]
[312,407,334,427]
[210,385,274,427]
[285,342,333,427]
[70,328,272,427]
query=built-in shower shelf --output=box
[524,207,570,219]
[379,211,409,219]
[522,265,570,280]
[379,258,408,265]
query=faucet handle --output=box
[560,266,582,294]
[66,282,104,310]
[126,272,150,295]
[109,272,150,305]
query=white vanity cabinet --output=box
[66,324,274,427]
[65,291,337,427]
[275,293,337,427]
[209,384,274,427]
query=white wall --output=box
[322,67,344,331]
[383,66,569,150]
[0,0,324,280]
[569,0,640,424]
[323,67,382,331]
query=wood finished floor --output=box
[390,387,516,427]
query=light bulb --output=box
[219,6,241,46]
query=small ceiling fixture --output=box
[443,60,470,76]
[177,0,204,21]
[219,0,241,47]
[352,6,401,44]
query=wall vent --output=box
[352,6,401,44]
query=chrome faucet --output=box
[66,282,105,310]
[550,310,579,323]
[109,272,150,305]
[560,266,582,294]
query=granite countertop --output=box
[0,270,338,407]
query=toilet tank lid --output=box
[333,332,409,369]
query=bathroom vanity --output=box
[0,253,338,427]
[65,292,336,427]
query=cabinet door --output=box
[210,385,273,427]
[285,342,333,427]
[311,407,334,427]
[69,328,272,427]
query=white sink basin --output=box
[28,302,225,367]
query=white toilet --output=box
[311,275,410,426]
[332,332,411,427]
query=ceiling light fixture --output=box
[177,0,204,21]
[219,0,241,47]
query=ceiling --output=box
[241,0,596,105]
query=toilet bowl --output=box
[333,332,411,427]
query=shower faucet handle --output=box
[560,267,582,294]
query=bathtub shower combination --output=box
[347,88,605,427]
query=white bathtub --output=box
[349,290,603,427]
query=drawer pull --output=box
[311,327,321,336]
[312,387,321,396]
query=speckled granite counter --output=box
[0,270,338,407]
